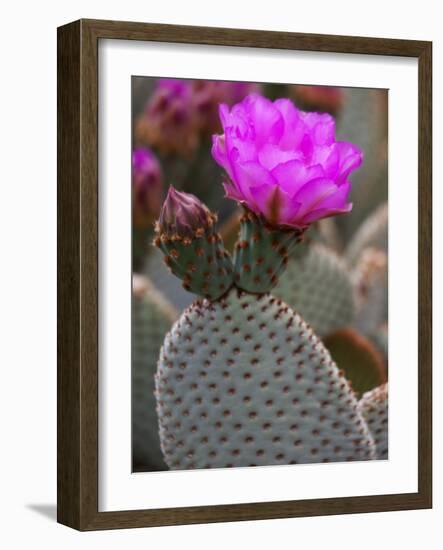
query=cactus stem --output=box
[233,209,306,294]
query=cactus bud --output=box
[158,187,214,237]
[154,187,234,300]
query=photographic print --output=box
[57,19,432,529]
[131,77,389,473]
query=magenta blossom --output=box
[212,94,363,229]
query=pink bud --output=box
[158,187,214,237]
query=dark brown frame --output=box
[57,18,432,531]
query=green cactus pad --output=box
[357,383,388,459]
[132,275,178,471]
[154,222,234,301]
[233,210,305,294]
[274,243,355,337]
[336,90,388,241]
[156,288,375,469]
[323,328,386,397]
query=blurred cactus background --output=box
[131,76,388,472]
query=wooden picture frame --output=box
[57,18,432,530]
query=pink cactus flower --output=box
[212,94,363,229]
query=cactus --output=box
[154,189,376,469]
[221,213,355,338]
[357,383,388,459]
[346,203,388,266]
[274,243,355,338]
[148,92,385,471]
[132,275,178,471]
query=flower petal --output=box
[223,181,246,202]
[248,183,277,217]
[225,129,257,164]
[335,142,363,182]
[293,177,338,217]
[258,144,301,171]
[232,160,276,205]
[303,112,336,145]
[274,98,305,150]
[244,94,284,147]
[297,182,352,224]
[314,181,352,211]
[271,160,324,197]
[311,145,340,178]
[300,203,352,224]
[211,134,232,177]
[218,103,231,128]
[249,183,300,225]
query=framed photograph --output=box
[57,19,432,530]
